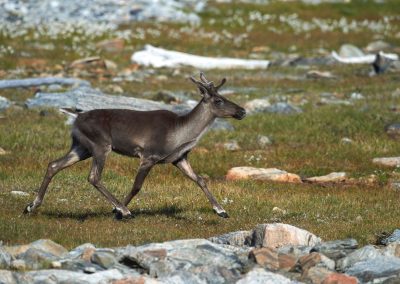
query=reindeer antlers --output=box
[190,72,226,90]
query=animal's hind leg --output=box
[24,144,91,214]
[87,151,132,220]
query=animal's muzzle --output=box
[234,108,246,120]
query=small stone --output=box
[373,157,400,167]
[51,261,62,269]
[226,167,302,183]
[0,96,10,110]
[217,140,240,151]
[257,135,273,147]
[305,172,347,183]
[84,266,97,274]
[385,123,400,140]
[272,207,286,215]
[355,215,363,223]
[249,247,279,270]
[341,137,353,144]
[244,98,271,114]
[10,259,26,270]
[10,191,29,197]
[96,38,125,52]
[306,70,335,79]
[0,147,7,155]
[350,92,364,100]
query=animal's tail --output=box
[59,108,83,125]
[59,108,80,118]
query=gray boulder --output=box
[0,270,16,284]
[91,251,118,269]
[17,248,58,270]
[336,245,381,271]
[0,96,10,111]
[339,44,365,58]
[345,255,400,283]
[121,239,245,283]
[29,239,68,258]
[310,239,358,260]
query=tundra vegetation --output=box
[1,0,400,250]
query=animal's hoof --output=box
[114,210,133,221]
[23,203,34,214]
[217,211,229,218]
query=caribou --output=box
[24,73,246,219]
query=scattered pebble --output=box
[10,191,29,197]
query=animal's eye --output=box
[215,98,224,106]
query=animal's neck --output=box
[177,100,215,143]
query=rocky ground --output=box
[1,223,400,283]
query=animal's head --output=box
[189,72,246,120]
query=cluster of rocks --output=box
[1,223,400,283]
[0,0,204,38]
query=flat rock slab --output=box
[226,167,302,183]
[305,172,347,183]
[372,157,400,167]
[252,223,321,248]
[122,239,245,283]
[236,267,294,284]
[0,77,90,89]
[345,255,400,283]
[132,45,270,70]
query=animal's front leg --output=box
[173,158,228,218]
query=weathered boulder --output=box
[236,267,294,284]
[372,157,400,167]
[297,252,335,272]
[244,98,271,114]
[305,172,347,183]
[381,242,400,258]
[345,255,400,283]
[339,44,365,58]
[226,167,302,183]
[311,239,358,261]
[336,245,382,271]
[121,239,245,283]
[251,223,321,248]
[29,239,68,258]
[0,270,16,284]
[244,99,302,115]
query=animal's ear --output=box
[215,78,226,90]
[189,76,210,98]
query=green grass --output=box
[1,1,400,249]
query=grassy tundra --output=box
[1,0,400,249]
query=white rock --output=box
[236,267,294,284]
[257,223,321,248]
[372,157,400,167]
[10,191,29,197]
[131,45,270,70]
[305,172,347,183]
[244,99,271,114]
[226,167,302,183]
